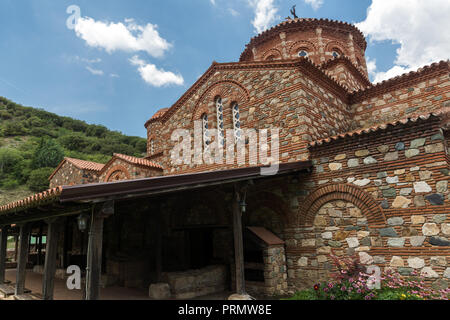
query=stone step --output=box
[14,294,40,300]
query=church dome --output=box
[240,18,368,76]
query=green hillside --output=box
[0,96,147,205]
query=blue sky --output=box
[0,0,448,138]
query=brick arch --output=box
[325,40,348,57]
[262,48,282,61]
[298,184,386,226]
[192,104,210,121]
[104,165,131,182]
[192,80,250,121]
[288,40,317,57]
[247,191,293,225]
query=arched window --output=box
[298,50,308,57]
[332,48,341,58]
[202,113,210,149]
[232,103,242,143]
[216,97,225,146]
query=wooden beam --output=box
[0,226,9,284]
[85,202,114,300]
[232,185,245,295]
[42,218,62,300]
[15,223,31,296]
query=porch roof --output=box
[0,161,312,224]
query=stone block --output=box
[149,283,171,300]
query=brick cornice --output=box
[240,18,367,62]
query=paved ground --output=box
[3,269,232,300]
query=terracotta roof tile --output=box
[64,158,104,172]
[309,108,450,147]
[112,153,164,170]
[0,187,63,215]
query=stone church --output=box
[0,18,449,299]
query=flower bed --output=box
[286,253,450,300]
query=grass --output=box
[0,185,35,206]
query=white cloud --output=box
[210,0,216,5]
[110,73,120,78]
[86,66,104,76]
[357,0,450,83]
[74,17,172,58]
[129,55,184,87]
[303,0,324,11]
[248,0,280,34]
[228,8,240,16]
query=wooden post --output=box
[85,201,114,300]
[232,185,245,295]
[155,214,163,282]
[0,226,9,284]
[37,224,43,266]
[15,223,31,296]
[42,219,61,300]
[14,235,18,262]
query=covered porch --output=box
[0,161,311,300]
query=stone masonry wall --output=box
[99,158,162,182]
[284,118,450,292]
[351,72,449,129]
[49,162,99,188]
[147,65,351,175]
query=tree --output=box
[0,148,23,175]
[27,167,54,192]
[31,138,64,169]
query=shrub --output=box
[27,167,53,192]
[288,253,450,301]
[2,179,19,190]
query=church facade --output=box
[1,18,449,298]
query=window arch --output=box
[215,97,225,146]
[201,113,210,149]
[231,102,242,143]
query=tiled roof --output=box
[65,158,104,171]
[319,56,372,90]
[350,60,450,103]
[112,153,164,170]
[145,108,169,127]
[309,108,450,147]
[0,187,62,215]
[49,158,105,180]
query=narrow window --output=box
[150,139,155,155]
[202,113,210,149]
[216,97,225,146]
[232,103,242,143]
